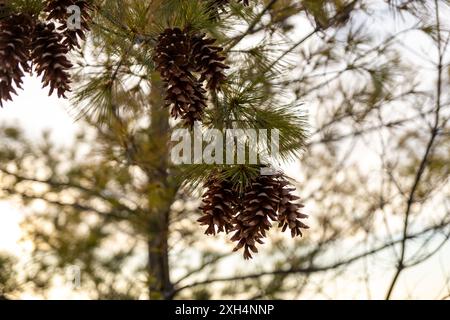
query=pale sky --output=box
[0,76,79,254]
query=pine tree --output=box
[153,27,209,127]
[1,0,448,301]
[198,174,238,235]
[1,0,311,298]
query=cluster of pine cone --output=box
[0,0,92,107]
[153,27,229,127]
[198,172,308,259]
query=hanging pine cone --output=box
[198,175,239,235]
[0,13,33,107]
[44,0,93,50]
[227,172,308,259]
[277,175,309,238]
[231,174,281,259]
[153,27,208,127]
[31,22,73,98]
[192,33,229,91]
[153,28,191,78]
[153,27,229,125]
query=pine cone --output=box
[192,33,229,91]
[62,0,92,50]
[231,174,281,259]
[0,13,33,107]
[277,176,309,238]
[44,0,92,50]
[31,22,73,98]
[153,27,208,127]
[198,176,239,235]
[0,0,11,19]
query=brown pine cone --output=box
[204,0,230,19]
[277,176,309,238]
[44,0,93,50]
[198,175,239,235]
[231,174,281,259]
[153,27,208,127]
[164,73,207,127]
[31,22,73,98]
[0,13,33,107]
[191,33,229,91]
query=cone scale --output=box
[199,172,308,259]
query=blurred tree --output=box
[0,0,449,300]
[0,253,19,299]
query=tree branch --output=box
[385,0,444,299]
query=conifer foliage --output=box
[206,0,251,11]
[0,0,93,106]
